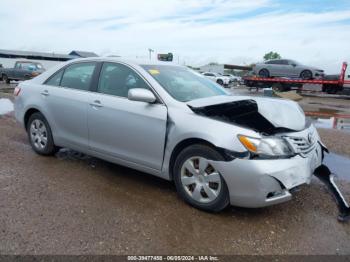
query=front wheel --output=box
[27,112,58,156]
[173,144,230,212]
[216,79,224,85]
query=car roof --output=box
[266,59,293,62]
[69,57,182,67]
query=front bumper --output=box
[209,142,323,208]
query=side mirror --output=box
[128,88,156,103]
[291,64,297,67]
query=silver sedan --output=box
[253,59,325,79]
[14,58,325,212]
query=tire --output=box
[258,69,270,78]
[27,112,58,156]
[173,144,230,212]
[216,79,224,85]
[2,74,10,84]
[300,70,313,80]
[272,83,288,92]
[323,84,338,94]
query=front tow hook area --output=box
[314,164,350,222]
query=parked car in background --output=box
[0,61,45,83]
[202,72,230,86]
[253,59,324,80]
[14,57,325,212]
[223,74,242,83]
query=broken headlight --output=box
[238,135,294,158]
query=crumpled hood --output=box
[187,95,306,133]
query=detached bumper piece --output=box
[314,164,350,222]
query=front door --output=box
[88,62,167,171]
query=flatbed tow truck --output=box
[243,62,350,95]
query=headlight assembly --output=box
[238,135,294,158]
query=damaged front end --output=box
[188,96,306,135]
[188,96,349,221]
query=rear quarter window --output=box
[45,70,64,86]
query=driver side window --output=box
[98,62,150,98]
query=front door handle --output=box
[90,100,103,108]
[41,90,49,96]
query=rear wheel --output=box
[27,112,58,156]
[2,74,10,84]
[272,83,290,92]
[300,70,313,80]
[258,69,270,78]
[323,84,338,94]
[173,144,230,212]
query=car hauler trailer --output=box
[244,62,350,94]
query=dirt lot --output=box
[1,84,350,255]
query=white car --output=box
[202,72,230,86]
[223,74,242,83]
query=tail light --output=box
[14,86,21,96]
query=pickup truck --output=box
[0,61,45,84]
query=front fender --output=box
[160,108,259,179]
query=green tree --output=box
[263,51,281,61]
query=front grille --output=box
[283,128,318,156]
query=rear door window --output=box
[60,62,96,91]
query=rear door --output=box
[264,60,278,76]
[87,62,167,171]
[42,61,98,150]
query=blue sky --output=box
[0,0,350,72]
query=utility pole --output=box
[148,48,154,60]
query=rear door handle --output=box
[41,90,49,96]
[90,100,103,108]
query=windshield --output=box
[141,65,228,102]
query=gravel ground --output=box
[1,87,350,255]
